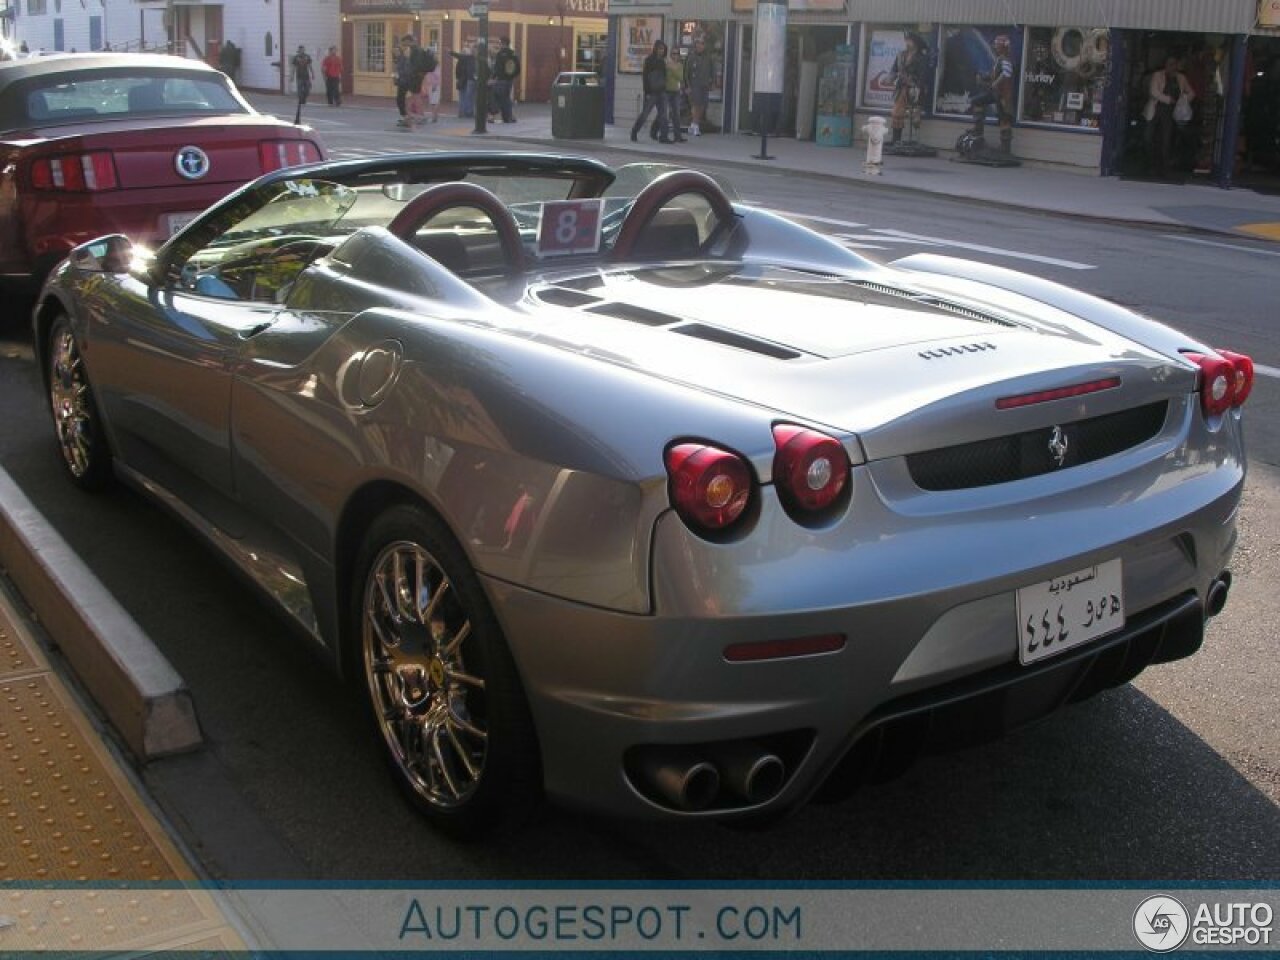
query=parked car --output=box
[0,53,323,284]
[32,152,1252,835]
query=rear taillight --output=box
[1187,350,1254,417]
[29,151,119,192]
[259,140,323,172]
[1217,350,1254,408]
[772,424,850,516]
[665,442,754,534]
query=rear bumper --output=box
[485,414,1243,820]
[6,182,239,276]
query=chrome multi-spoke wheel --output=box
[48,317,111,490]
[355,505,539,834]
[363,540,487,808]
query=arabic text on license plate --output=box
[166,212,199,236]
[1016,558,1124,665]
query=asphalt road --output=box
[0,134,1276,883]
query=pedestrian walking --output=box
[219,40,241,86]
[684,34,713,135]
[424,49,441,123]
[451,44,476,118]
[1145,55,1194,178]
[662,46,687,141]
[491,37,520,123]
[630,40,671,143]
[395,34,434,128]
[322,46,343,106]
[291,45,314,105]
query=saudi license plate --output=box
[166,212,199,236]
[1016,559,1124,665]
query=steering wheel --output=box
[387,181,524,276]
[609,170,736,263]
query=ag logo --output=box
[1134,895,1190,952]
[174,146,211,180]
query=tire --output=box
[47,315,113,491]
[352,504,541,837]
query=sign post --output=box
[751,0,786,160]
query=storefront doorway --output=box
[736,23,849,137]
[1240,35,1280,193]
[1115,30,1232,183]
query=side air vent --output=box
[535,286,604,308]
[672,323,802,360]
[584,302,681,327]
[907,402,1168,491]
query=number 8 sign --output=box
[536,199,604,257]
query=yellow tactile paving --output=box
[1237,221,1280,241]
[0,591,248,952]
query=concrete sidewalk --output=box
[267,92,1280,243]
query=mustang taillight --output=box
[29,151,119,192]
[772,424,850,516]
[259,140,322,172]
[1187,350,1254,417]
[665,442,753,533]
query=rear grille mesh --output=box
[907,401,1168,491]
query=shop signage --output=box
[1261,0,1280,27]
[618,15,662,73]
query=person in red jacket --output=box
[322,46,344,106]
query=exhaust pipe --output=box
[1206,572,1232,618]
[637,753,720,812]
[715,742,787,806]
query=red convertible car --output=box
[0,53,324,283]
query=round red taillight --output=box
[1187,352,1237,417]
[665,443,754,532]
[772,424,850,513]
[1217,349,1254,408]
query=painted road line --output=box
[759,208,866,230]
[836,232,941,247]
[1237,222,1280,241]
[1255,362,1280,380]
[872,229,1096,270]
[1163,234,1280,259]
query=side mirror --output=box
[70,234,134,274]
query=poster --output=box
[934,24,1020,117]
[618,15,663,74]
[863,28,906,109]
[1262,0,1280,28]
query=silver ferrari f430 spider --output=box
[33,153,1251,835]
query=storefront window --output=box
[677,19,724,102]
[575,32,606,75]
[935,24,1020,117]
[1019,26,1108,129]
[862,25,910,110]
[358,21,386,73]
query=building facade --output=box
[338,0,607,104]
[608,0,1280,186]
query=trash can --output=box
[551,72,604,139]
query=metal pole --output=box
[473,19,489,134]
[1215,33,1247,189]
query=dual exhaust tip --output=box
[1206,571,1231,618]
[638,743,787,812]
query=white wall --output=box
[13,0,141,53]
[221,0,341,93]
[13,0,342,93]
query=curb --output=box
[0,465,202,760]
